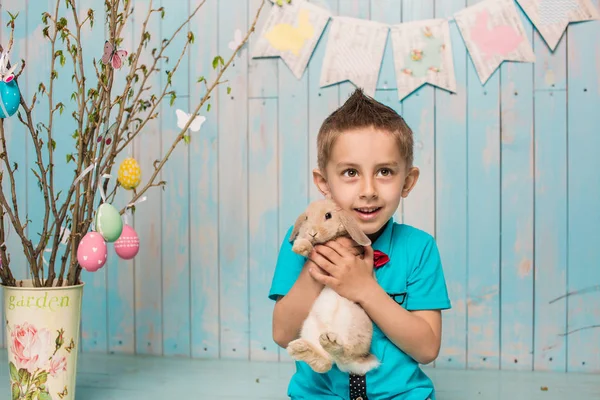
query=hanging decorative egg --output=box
[0,50,20,119]
[95,203,123,242]
[118,157,142,190]
[77,231,108,272]
[114,224,140,260]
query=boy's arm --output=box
[357,285,442,365]
[272,260,324,348]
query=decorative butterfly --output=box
[57,386,68,399]
[0,50,17,83]
[97,121,117,145]
[65,338,76,353]
[101,41,128,70]
[228,29,243,52]
[176,109,206,132]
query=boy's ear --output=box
[312,168,331,198]
[401,167,420,198]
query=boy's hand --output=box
[307,240,377,303]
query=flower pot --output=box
[2,280,84,400]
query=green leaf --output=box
[169,92,176,106]
[227,86,231,95]
[51,139,56,150]
[9,362,18,382]
[38,391,52,400]
[207,103,211,112]
[183,135,190,144]
[212,55,224,70]
[66,154,73,163]
[34,371,48,386]
[11,383,20,400]
[18,368,31,386]
[197,76,205,83]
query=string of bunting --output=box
[253,0,599,100]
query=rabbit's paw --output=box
[287,339,332,373]
[319,332,345,358]
[292,238,313,257]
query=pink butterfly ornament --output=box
[101,41,128,70]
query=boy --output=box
[269,89,451,400]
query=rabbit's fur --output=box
[286,198,380,375]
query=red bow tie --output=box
[373,250,390,269]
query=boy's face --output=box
[313,126,419,237]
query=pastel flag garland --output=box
[390,19,457,101]
[515,0,600,50]
[252,0,331,79]
[455,0,535,84]
[320,17,389,97]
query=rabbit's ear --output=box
[338,211,371,246]
[289,212,307,243]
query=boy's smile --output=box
[314,126,419,238]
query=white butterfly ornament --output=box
[176,109,206,132]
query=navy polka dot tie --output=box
[349,373,368,400]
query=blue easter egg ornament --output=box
[0,79,20,118]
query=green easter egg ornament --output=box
[95,203,123,242]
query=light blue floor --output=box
[1,349,598,399]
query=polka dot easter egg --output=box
[114,224,140,260]
[0,51,20,119]
[118,157,141,190]
[95,203,123,242]
[0,76,20,118]
[77,231,107,272]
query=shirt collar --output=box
[371,217,394,256]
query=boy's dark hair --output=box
[316,88,414,172]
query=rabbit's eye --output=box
[324,212,332,220]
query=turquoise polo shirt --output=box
[269,218,452,400]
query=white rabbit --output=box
[286,198,380,375]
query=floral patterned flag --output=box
[319,17,389,97]
[515,0,599,50]
[252,0,331,79]
[390,19,457,101]
[455,0,535,84]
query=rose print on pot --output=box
[8,322,74,400]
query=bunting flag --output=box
[455,0,536,84]
[390,19,457,101]
[515,0,600,50]
[319,17,389,97]
[252,0,331,79]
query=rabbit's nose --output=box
[309,231,317,238]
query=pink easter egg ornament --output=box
[114,224,140,260]
[77,231,108,272]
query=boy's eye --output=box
[324,212,332,220]
[343,169,358,177]
[380,168,392,176]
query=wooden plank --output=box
[338,0,370,101]
[466,0,501,370]
[372,0,399,91]
[434,0,468,369]
[499,7,534,371]
[276,2,311,362]
[218,0,249,360]
[160,2,191,358]
[248,0,278,98]
[134,0,163,356]
[566,3,600,373]
[106,0,135,355]
[248,98,278,361]
[189,0,220,360]
[533,27,567,371]
[400,0,435,237]
[370,0,402,222]
[307,0,338,203]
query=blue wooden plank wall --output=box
[1,0,599,373]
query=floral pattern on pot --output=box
[8,322,75,400]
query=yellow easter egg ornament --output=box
[118,157,141,190]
